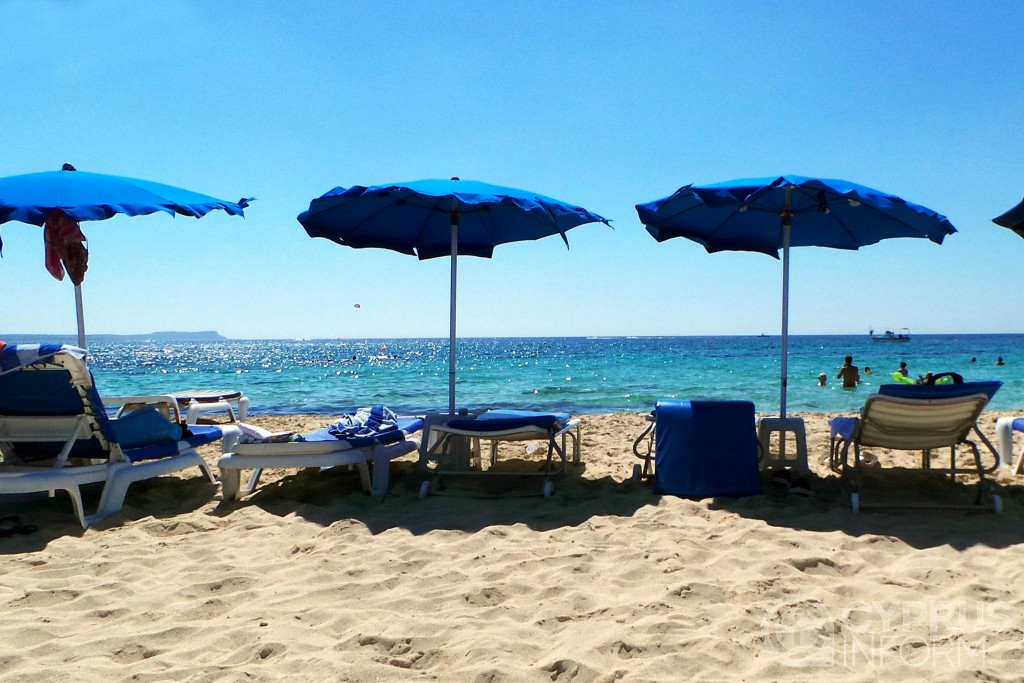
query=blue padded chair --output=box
[0,344,231,527]
[650,399,761,498]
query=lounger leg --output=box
[220,468,242,499]
[971,425,1002,473]
[368,448,388,497]
[829,436,841,472]
[196,460,217,485]
[92,463,135,525]
[355,460,373,494]
[63,486,89,528]
[563,428,580,466]
[244,468,264,495]
[967,442,986,506]
[841,441,863,509]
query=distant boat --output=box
[870,327,911,342]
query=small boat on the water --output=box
[870,327,911,342]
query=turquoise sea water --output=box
[71,334,1023,416]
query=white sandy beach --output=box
[2,410,1024,682]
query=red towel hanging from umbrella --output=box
[44,208,89,285]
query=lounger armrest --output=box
[829,416,860,442]
[553,418,581,438]
[0,415,92,467]
[104,395,183,423]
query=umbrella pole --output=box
[779,187,793,421]
[780,218,790,420]
[74,283,87,350]
[448,211,458,415]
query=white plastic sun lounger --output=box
[216,416,424,499]
[417,410,581,498]
[0,344,235,528]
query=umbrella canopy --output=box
[0,165,249,227]
[0,164,250,348]
[298,178,609,413]
[636,175,956,418]
[993,196,1024,239]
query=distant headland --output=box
[0,331,228,343]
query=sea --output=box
[58,334,1023,416]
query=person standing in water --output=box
[837,355,860,388]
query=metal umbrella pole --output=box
[448,206,459,415]
[779,185,792,420]
[74,284,87,349]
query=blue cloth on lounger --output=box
[446,410,570,432]
[110,406,182,448]
[124,425,223,462]
[877,381,1002,401]
[0,343,86,375]
[304,416,423,449]
[327,405,399,441]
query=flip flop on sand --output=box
[769,468,792,488]
[789,478,813,497]
[0,516,39,537]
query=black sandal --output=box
[769,468,792,488]
[0,516,39,537]
[790,478,813,497]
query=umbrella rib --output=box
[702,205,755,247]
[656,199,753,250]
[826,193,946,246]
[411,202,442,255]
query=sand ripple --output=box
[3,411,1024,680]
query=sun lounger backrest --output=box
[653,399,760,498]
[0,351,115,462]
[857,393,989,451]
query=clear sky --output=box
[1,1,1022,340]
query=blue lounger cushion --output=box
[110,406,182,448]
[124,425,224,463]
[445,410,570,432]
[653,399,761,498]
[877,381,1002,401]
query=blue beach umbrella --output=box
[636,175,956,418]
[0,164,250,348]
[298,178,609,414]
[993,196,1024,239]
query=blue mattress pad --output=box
[445,410,570,432]
[125,424,224,462]
[877,381,1002,401]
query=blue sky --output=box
[1,1,1022,339]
